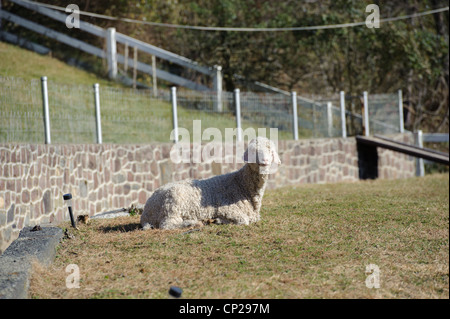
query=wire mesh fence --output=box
[46,82,97,144]
[99,86,173,143]
[294,97,345,139]
[0,76,404,144]
[159,89,245,141]
[368,93,400,135]
[0,77,44,143]
[329,103,344,138]
[239,92,293,139]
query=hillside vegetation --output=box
[0,42,115,86]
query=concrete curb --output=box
[0,226,63,299]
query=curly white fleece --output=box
[140,137,280,230]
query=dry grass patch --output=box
[30,173,449,299]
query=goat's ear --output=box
[269,140,281,165]
[273,150,281,165]
[243,149,248,162]
[242,148,257,163]
[243,139,257,163]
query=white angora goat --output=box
[140,137,280,230]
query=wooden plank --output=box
[8,0,105,37]
[234,76,292,96]
[0,30,50,54]
[356,135,449,165]
[116,53,210,91]
[0,10,104,58]
[374,134,448,156]
[115,32,214,76]
[423,133,449,143]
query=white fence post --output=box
[234,88,242,142]
[93,83,102,144]
[124,42,128,73]
[41,76,51,144]
[171,86,179,143]
[340,91,347,138]
[398,89,404,133]
[363,91,370,137]
[106,27,117,79]
[152,55,157,97]
[327,102,333,137]
[213,65,223,112]
[414,130,425,177]
[291,91,299,140]
[312,102,317,138]
[132,46,138,89]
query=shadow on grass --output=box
[100,222,142,233]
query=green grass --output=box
[30,173,449,299]
[0,41,116,87]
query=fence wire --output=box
[0,76,403,144]
[368,93,400,135]
[240,92,292,138]
[99,87,173,143]
[295,98,345,138]
[0,77,43,143]
[46,82,97,144]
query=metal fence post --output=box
[340,91,347,138]
[213,65,223,112]
[93,83,102,144]
[41,76,51,144]
[327,102,333,137]
[152,55,157,97]
[234,88,242,142]
[132,46,138,89]
[171,86,179,143]
[398,89,404,133]
[106,27,117,79]
[414,130,425,177]
[312,102,317,138]
[363,91,370,137]
[124,42,129,73]
[291,91,299,140]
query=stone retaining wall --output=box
[0,134,415,253]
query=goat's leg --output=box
[160,216,203,229]
[181,219,203,228]
[215,214,250,226]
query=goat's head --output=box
[243,137,281,174]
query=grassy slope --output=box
[0,42,114,86]
[29,173,449,299]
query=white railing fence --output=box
[0,0,221,101]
